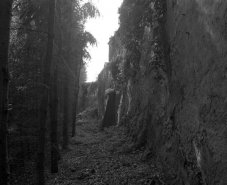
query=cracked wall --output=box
[166,0,227,184]
[118,0,227,184]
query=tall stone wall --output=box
[100,90,116,130]
[115,0,227,184]
[97,34,127,126]
[97,63,110,119]
[109,35,125,63]
[166,1,227,184]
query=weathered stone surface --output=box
[166,1,227,184]
[114,0,227,184]
[100,90,116,130]
[97,35,126,126]
[109,34,125,63]
[117,85,128,126]
[97,63,111,119]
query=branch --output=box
[53,52,76,80]
[10,27,48,34]
[59,54,76,79]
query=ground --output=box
[46,119,166,185]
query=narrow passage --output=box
[47,117,164,185]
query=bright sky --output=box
[83,0,123,82]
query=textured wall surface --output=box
[120,0,227,184]
[100,90,116,130]
[97,64,110,119]
[102,0,227,183]
[167,0,227,184]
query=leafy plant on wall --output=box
[117,0,167,82]
[118,0,153,78]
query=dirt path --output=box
[47,120,165,185]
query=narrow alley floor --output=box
[46,120,165,185]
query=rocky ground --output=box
[46,119,167,185]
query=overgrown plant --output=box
[118,0,154,78]
[7,0,99,183]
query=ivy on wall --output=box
[116,0,167,81]
[118,0,154,77]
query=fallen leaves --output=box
[46,120,164,185]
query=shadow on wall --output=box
[196,0,225,52]
[100,90,116,131]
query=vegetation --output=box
[46,111,164,185]
[0,1,13,184]
[108,0,167,82]
[0,0,178,184]
[36,0,55,183]
[118,0,153,78]
[0,0,99,184]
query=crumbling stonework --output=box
[98,0,227,182]
[165,0,227,184]
[110,0,227,184]
[97,35,126,127]
[97,63,111,119]
[100,90,116,130]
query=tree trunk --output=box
[37,0,55,184]
[62,74,69,149]
[62,0,73,149]
[0,0,12,184]
[19,123,25,167]
[72,55,83,137]
[71,84,77,137]
[50,67,59,173]
[49,0,62,171]
[71,85,79,137]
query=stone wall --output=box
[97,63,110,119]
[114,0,227,184]
[100,90,116,130]
[165,0,227,184]
[97,35,126,126]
